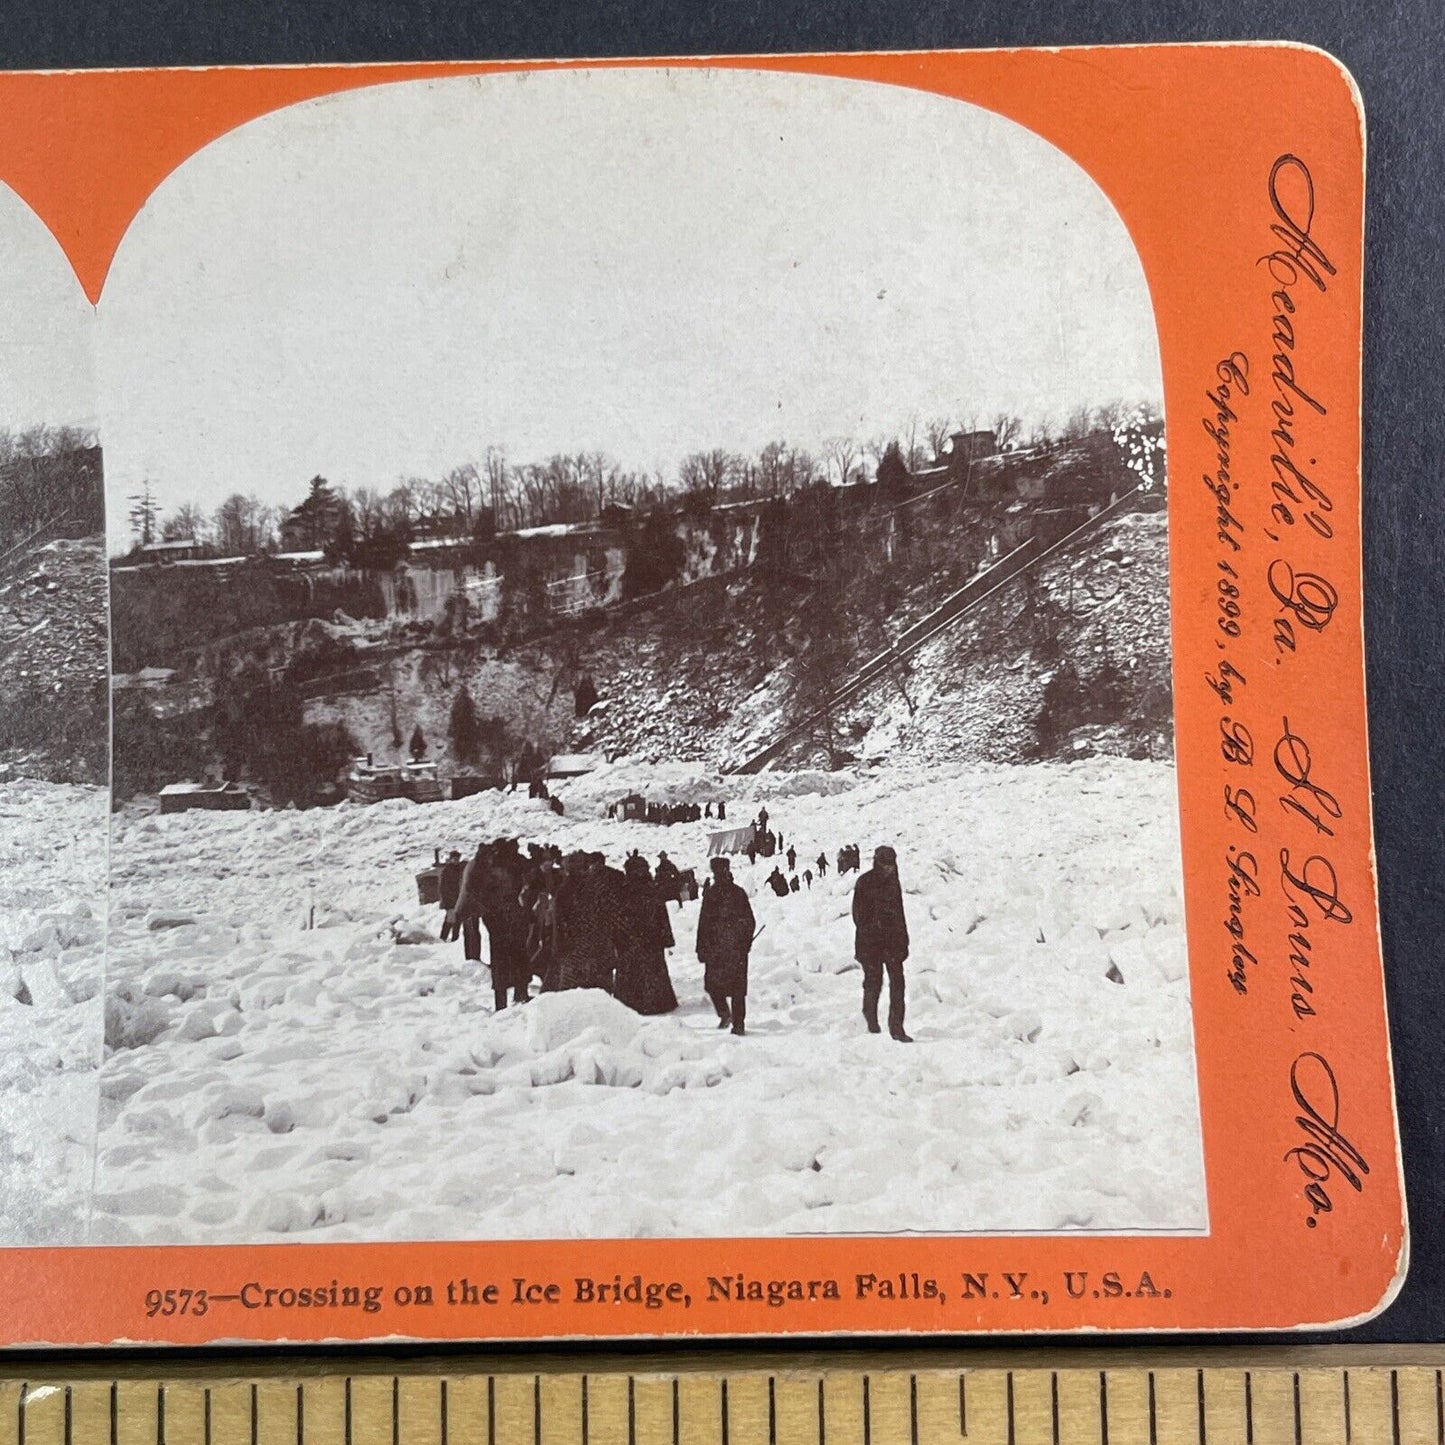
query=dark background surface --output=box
[0,0,1441,1350]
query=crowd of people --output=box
[431,811,914,1041]
[607,798,727,826]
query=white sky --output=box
[0,68,1162,541]
[0,184,97,436]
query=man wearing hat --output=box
[696,856,756,1035]
[851,844,912,1042]
[438,849,465,942]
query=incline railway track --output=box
[728,486,1148,776]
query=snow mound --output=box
[519,990,646,1053]
[750,769,856,800]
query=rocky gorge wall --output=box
[110,505,768,672]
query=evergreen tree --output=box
[409,723,428,762]
[449,685,481,765]
[876,440,910,489]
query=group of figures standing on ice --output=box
[432,811,916,1042]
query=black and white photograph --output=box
[94,68,1204,1244]
[0,182,107,1242]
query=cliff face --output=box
[109,561,389,672]
[288,503,1172,785]
[0,538,109,784]
[110,431,1172,797]
[574,507,1173,772]
[107,506,771,674]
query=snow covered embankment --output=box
[97,758,1206,1242]
[0,781,106,1243]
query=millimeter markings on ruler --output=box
[1,1351,1443,1445]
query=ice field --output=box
[0,781,105,1243]
[87,759,1210,1243]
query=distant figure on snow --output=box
[697,857,755,1036]
[852,845,912,1043]
[816,852,828,877]
[654,851,682,904]
[786,846,797,872]
[767,866,790,898]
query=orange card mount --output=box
[0,44,1402,1345]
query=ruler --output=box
[2,1350,1442,1445]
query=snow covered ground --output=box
[96,758,1206,1243]
[0,781,106,1243]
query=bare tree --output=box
[925,416,953,462]
[216,494,268,555]
[351,487,384,540]
[483,447,510,529]
[515,462,549,527]
[823,436,860,487]
[678,449,737,504]
[1026,418,1056,450]
[442,462,482,533]
[864,434,893,469]
[579,451,619,515]
[1059,405,1094,444]
[385,480,422,534]
[993,413,1023,450]
[898,413,927,473]
[162,502,209,544]
[1094,399,1128,432]
[756,441,791,498]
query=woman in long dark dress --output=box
[612,855,678,1014]
[554,852,618,992]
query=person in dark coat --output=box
[654,851,682,904]
[852,844,912,1042]
[612,855,678,1014]
[554,852,619,991]
[454,844,487,963]
[479,838,531,1011]
[696,857,755,1035]
[523,867,559,989]
[786,846,797,872]
[438,849,465,941]
[816,852,828,877]
[767,866,790,898]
